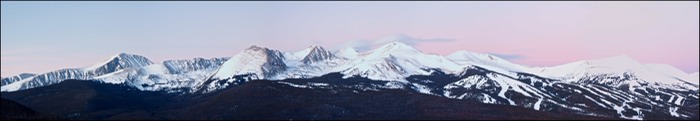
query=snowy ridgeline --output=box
[1,53,228,92]
[1,41,699,120]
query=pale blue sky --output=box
[2,1,698,76]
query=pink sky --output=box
[1,1,698,76]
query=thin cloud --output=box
[488,53,526,60]
[333,39,375,52]
[373,34,455,46]
[334,34,455,52]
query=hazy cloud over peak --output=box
[334,34,455,52]
[487,53,526,60]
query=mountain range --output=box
[1,41,698,120]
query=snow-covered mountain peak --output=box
[245,45,269,52]
[1,52,155,92]
[539,55,641,74]
[536,55,641,76]
[306,45,324,51]
[308,45,323,48]
[338,41,465,81]
[446,50,531,74]
[534,55,698,88]
[248,45,284,53]
[109,53,146,61]
[302,45,335,64]
[384,41,416,49]
[241,45,286,59]
[363,41,420,58]
[116,52,134,57]
[286,47,313,60]
[84,53,154,71]
[210,46,287,80]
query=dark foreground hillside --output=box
[1,98,62,120]
[2,79,614,120]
